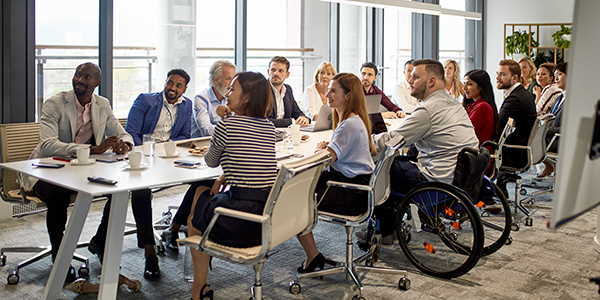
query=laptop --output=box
[369,112,388,135]
[365,95,382,114]
[300,105,333,132]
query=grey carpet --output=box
[1,166,600,299]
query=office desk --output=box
[0,143,221,300]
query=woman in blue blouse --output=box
[296,73,376,273]
[187,72,277,300]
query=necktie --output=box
[552,93,564,115]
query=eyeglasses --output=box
[224,85,233,94]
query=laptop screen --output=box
[369,113,388,135]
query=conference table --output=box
[0,118,403,299]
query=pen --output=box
[53,157,71,162]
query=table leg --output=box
[43,192,93,299]
[98,191,129,300]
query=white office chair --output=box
[178,150,331,300]
[290,135,410,300]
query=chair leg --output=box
[251,261,265,300]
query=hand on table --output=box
[295,116,310,127]
[381,111,398,119]
[396,111,406,118]
[316,141,329,151]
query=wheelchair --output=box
[358,147,513,279]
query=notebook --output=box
[300,105,333,132]
[365,95,382,114]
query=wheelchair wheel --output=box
[477,181,512,256]
[395,182,484,279]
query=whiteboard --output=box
[550,0,600,228]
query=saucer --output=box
[300,134,310,143]
[70,158,96,165]
[123,163,148,170]
[158,151,180,158]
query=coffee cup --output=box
[76,147,90,163]
[128,152,143,168]
[164,141,177,156]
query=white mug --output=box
[290,124,300,133]
[128,151,143,168]
[292,131,302,146]
[76,147,90,163]
[164,141,177,156]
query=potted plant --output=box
[505,30,540,60]
[552,25,572,49]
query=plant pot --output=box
[512,53,527,61]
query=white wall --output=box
[485,0,574,106]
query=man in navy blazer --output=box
[495,59,537,196]
[123,69,192,279]
[266,56,310,128]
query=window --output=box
[439,0,466,78]
[382,9,412,95]
[35,0,99,120]
[338,4,367,74]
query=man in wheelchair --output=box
[358,59,479,245]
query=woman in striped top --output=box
[187,72,276,300]
[296,73,377,273]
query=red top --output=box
[466,98,495,146]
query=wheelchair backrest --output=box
[452,147,491,201]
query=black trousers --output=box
[33,180,111,260]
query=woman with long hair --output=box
[533,63,562,114]
[300,61,337,120]
[186,72,277,300]
[462,69,500,146]
[296,73,376,273]
[444,59,464,100]
[518,56,539,95]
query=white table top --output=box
[0,143,222,196]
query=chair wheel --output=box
[365,257,374,267]
[398,277,411,290]
[156,244,166,255]
[289,281,301,294]
[505,235,513,245]
[78,265,90,278]
[525,218,533,226]
[520,188,527,195]
[352,295,366,300]
[7,272,19,285]
[369,244,380,262]
[511,223,520,231]
[0,254,6,266]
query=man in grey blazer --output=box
[24,62,132,282]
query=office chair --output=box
[178,151,331,300]
[0,123,90,284]
[521,132,560,206]
[290,135,410,300]
[496,113,555,227]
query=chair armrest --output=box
[213,207,268,223]
[502,144,529,150]
[481,140,499,151]
[326,180,372,191]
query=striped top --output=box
[205,115,277,188]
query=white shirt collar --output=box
[503,82,521,98]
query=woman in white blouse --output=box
[300,61,337,121]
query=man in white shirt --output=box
[265,56,310,127]
[191,60,236,137]
[391,59,420,114]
